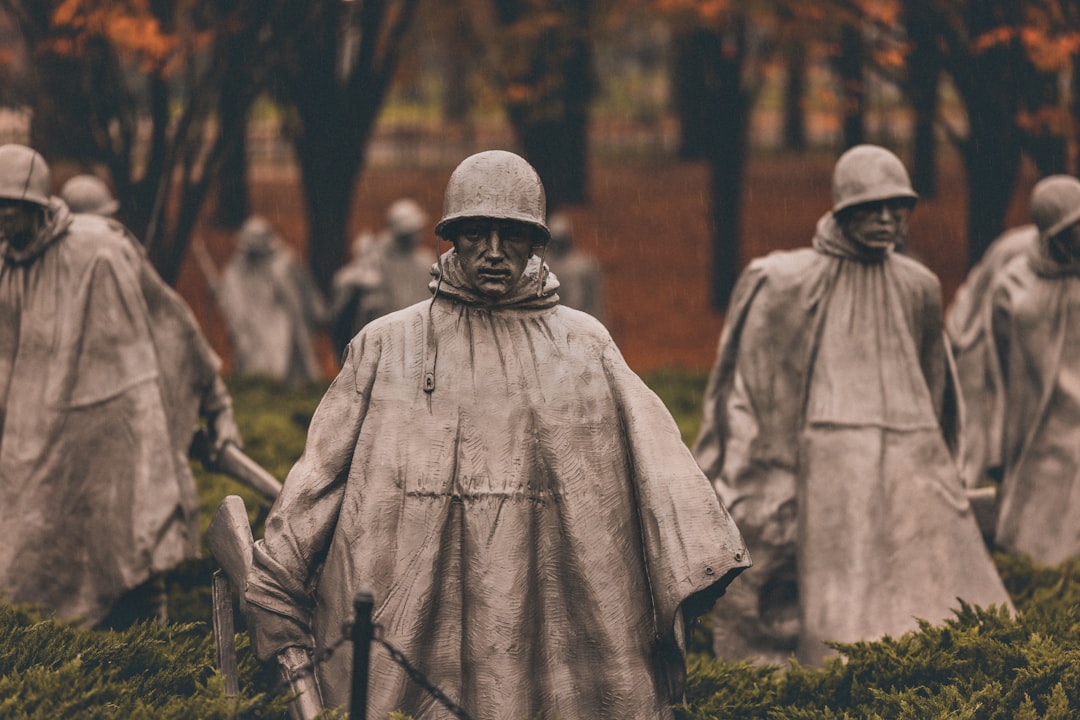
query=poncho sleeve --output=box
[601,335,750,695]
[692,260,770,484]
[914,274,963,459]
[245,331,380,660]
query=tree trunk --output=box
[961,112,1023,267]
[214,114,249,228]
[905,2,940,197]
[213,56,253,227]
[1021,71,1069,175]
[294,113,364,294]
[708,22,750,311]
[499,1,593,208]
[947,0,1028,267]
[671,28,717,160]
[838,23,864,148]
[28,48,102,167]
[783,39,806,151]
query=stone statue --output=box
[0,144,239,626]
[244,150,750,719]
[983,175,1080,565]
[59,174,120,216]
[217,215,327,385]
[61,171,243,619]
[544,211,605,322]
[946,225,1037,489]
[695,145,1012,666]
[329,198,435,358]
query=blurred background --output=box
[0,0,1073,372]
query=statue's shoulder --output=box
[889,251,942,292]
[749,246,821,280]
[62,213,143,270]
[552,303,611,339]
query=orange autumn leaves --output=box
[47,0,194,74]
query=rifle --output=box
[190,429,283,503]
[207,495,325,719]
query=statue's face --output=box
[0,199,41,250]
[451,219,535,299]
[839,198,911,250]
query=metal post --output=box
[350,590,376,720]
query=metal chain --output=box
[275,620,475,720]
[371,623,474,720]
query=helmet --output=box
[386,198,427,237]
[60,174,119,216]
[237,215,277,255]
[832,144,918,214]
[0,144,51,208]
[435,150,549,242]
[1030,175,1080,241]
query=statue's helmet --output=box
[0,144,51,208]
[386,198,427,238]
[60,174,119,216]
[237,215,277,255]
[1030,174,1080,242]
[832,144,918,215]
[435,150,550,243]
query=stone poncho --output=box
[246,251,749,719]
[989,243,1080,565]
[946,225,1038,488]
[695,213,1012,665]
[219,233,325,384]
[0,203,198,623]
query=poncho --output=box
[246,250,749,719]
[695,213,1011,665]
[330,235,435,357]
[219,239,325,384]
[945,225,1037,487]
[0,203,193,624]
[989,244,1080,565]
[546,248,605,322]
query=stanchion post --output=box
[351,590,376,720]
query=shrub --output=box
[2,374,1077,719]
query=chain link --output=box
[275,620,475,720]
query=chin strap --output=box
[536,243,549,297]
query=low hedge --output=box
[0,374,1075,719]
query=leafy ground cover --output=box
[1,374,1077,719]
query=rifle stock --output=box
[208,495,326,718]
[206,495,255,610]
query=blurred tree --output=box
[489,0,596,209]
[658,1,776,309]
[0,0,422,293]
[904,0,1078,266]
[838,20,865,147]
[268,0,420,293]
[780,14,807,151]
[0,0,276,284]
[904,0,941,196]
[660,0,916,308]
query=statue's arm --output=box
[244,333,378,660]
